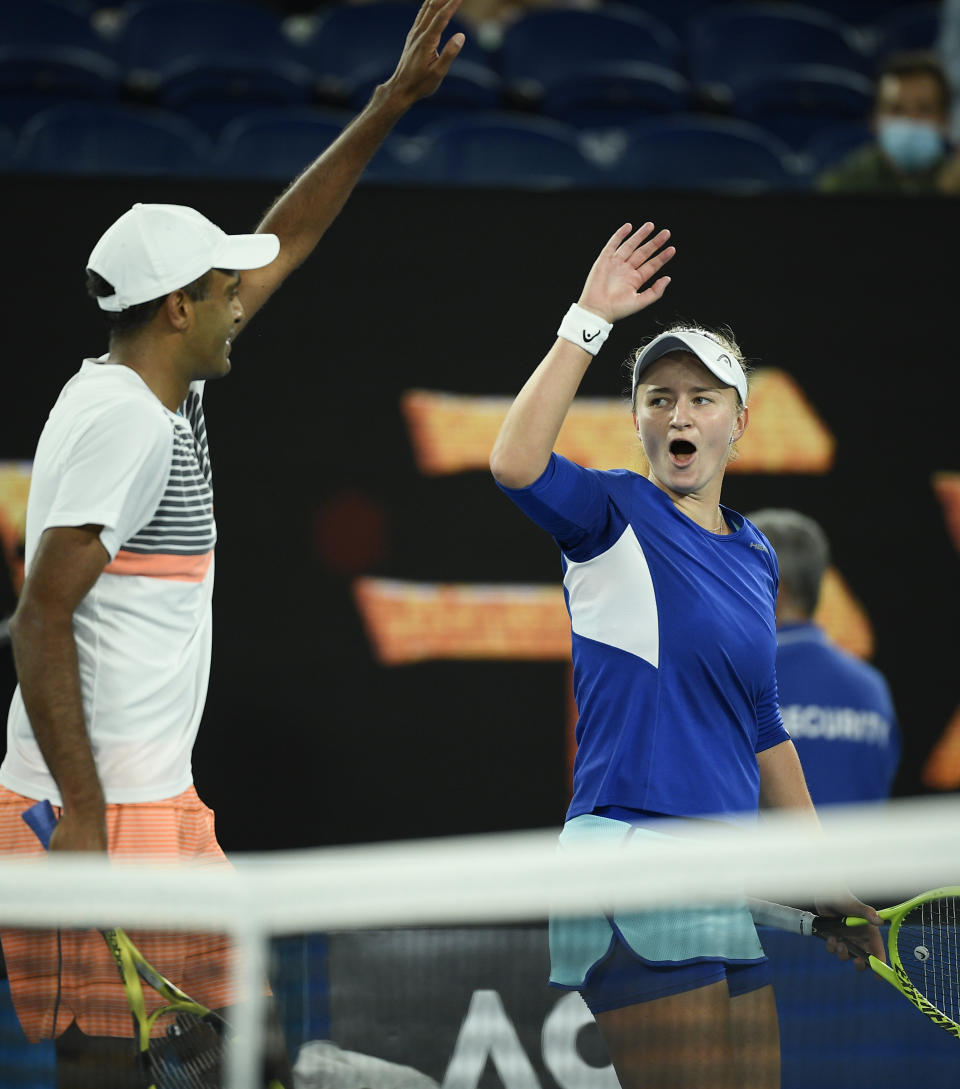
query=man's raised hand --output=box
[385,0,466,109]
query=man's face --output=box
[186,270,243,381]
[875,72,948,130]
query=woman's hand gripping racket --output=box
[23,799,230,1089]
[750,890,960,1039]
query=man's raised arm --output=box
[235,0,464,332]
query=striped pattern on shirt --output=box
[104,390,216,581]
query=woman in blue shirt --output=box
[489,222,883,1089]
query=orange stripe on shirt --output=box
[104,548,212,582]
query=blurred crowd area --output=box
[0,1,959,193]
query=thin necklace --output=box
[714,509,727,535]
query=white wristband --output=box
[557,304,613,356]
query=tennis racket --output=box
[749,890,960,1039]
[22,798,231,1089]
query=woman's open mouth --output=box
[669,439,697,467]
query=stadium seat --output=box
[47,0,98,11]
[412,113,599,188]
[729,64,874,147]
[539,61,693,129]
[870,3,942,56]
[602,115,800,192]
[13,103,212,176]
[500,9,680,104]
[115,0,297,89]
[687,4,871,101]
[801,118,873,174]
[0,45,122,129]
[787,0,906,26]
[156,54,313,110]
[606,0,718,38]
[214,107,416,183]
[345,59,502,135]
[297,2,484,102]
[214,107,347,179]
[154,52,314,138]
[0,2,105,52]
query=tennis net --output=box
[0,795,958,1089]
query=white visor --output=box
[632,330,748,405]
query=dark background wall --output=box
[1,177,957,850]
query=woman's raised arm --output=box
[489,222,674,490]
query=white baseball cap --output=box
[87,203,280,312]
[632,329,748,405]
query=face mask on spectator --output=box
[877,117,944,171]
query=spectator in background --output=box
[748,509,901,805]
[938,0,960,144]
[817,51,960,194]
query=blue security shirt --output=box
[498,454,790,823]
[775,623,900,804]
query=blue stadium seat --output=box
[687,4,871,101]
[345,58,501,135]
[13,103,212,176]
[156,54,313,110]
[412,113,599,187]
[606,0,718,38]
[603,115,800,192]
[297,2,484,101]
[0,45,121,129]
[213,107,416,183]
[153,52,314,138]
[787,0,909,25]
[729,64,874,147]
[500,8,680,103]
[214,107,347,179]
[540,61,693,128]
[801,118,873,173]
[0,2,105,52]
[115,0,297,88]
[871,3,942,56]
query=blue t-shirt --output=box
[498,454,790,823]
[775,623,900,805]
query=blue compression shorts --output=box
[575,936,773,1014]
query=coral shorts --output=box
[0,784,234,1042]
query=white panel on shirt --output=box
[563,525,659,667]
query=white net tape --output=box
[1,796,958,1089]
[2,797,958,933]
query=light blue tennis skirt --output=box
[549,813,765,988]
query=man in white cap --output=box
[0,1,464,1084]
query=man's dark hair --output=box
[876,50,952,114]
[85,269,213,337]
[747,509,830,617]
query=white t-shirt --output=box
[1,358,217,804]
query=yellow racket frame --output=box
[846,885,960,1038]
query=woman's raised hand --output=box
[578,222,675,324]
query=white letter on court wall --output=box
[441,990,541,1089]
[542,992,618,1089]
